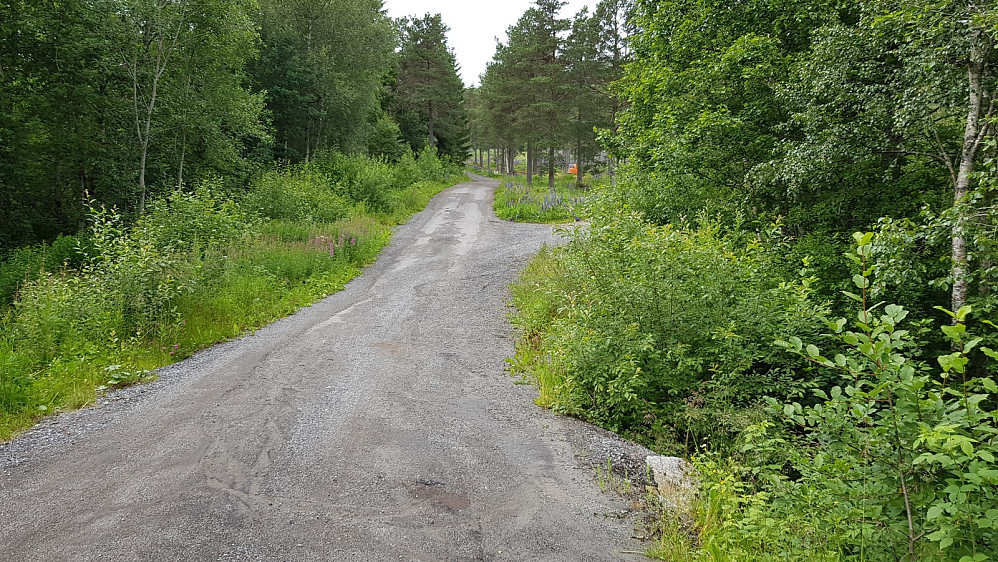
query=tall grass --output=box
[493,173,591,223]
[0,150,461,440]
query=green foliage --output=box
[0,236,85,307]
[390,14,470,163]
[662,233,998,560]
[510,205,823,451]
[365,114,409,163]
[252,0,397,161]
[244,168,353,223]
[474,0,632,181]
[0,155,457,440]
[493,174,589,223]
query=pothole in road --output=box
[410,479,471,511]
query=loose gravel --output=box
[0,174,651,561]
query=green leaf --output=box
[927,504,944,520]
[806,344,820,357]
[938,352,968,374]
[960,439,975,456]
[853,231,874,246]
[956,305,973,322]
[842,291,864,303]
[941,324,966,341]
[934,306,957,318]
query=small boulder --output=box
[646,455,696,509]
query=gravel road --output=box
[0,174,647,561]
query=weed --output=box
[494,174,590,223]
[594,457,633,497]
[0,152,463,440]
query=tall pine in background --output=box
[391,14,469,163]
[475,0,632,185]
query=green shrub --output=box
[664,233,998,560]
[0,235,85,306]
[365,114,408,163]
[510,208,823,451]
[243,167,352,223]
[136,185,254,254]
[414,146,447,183]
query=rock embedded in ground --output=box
[646,455,697,509]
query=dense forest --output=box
[483,0,998,559]
[0,0,470,250]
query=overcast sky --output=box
[382,0,599,87]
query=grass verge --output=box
[0,163,461,441]
[493,173,590,223]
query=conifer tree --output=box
[391,14,470,163]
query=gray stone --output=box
[646,455,696,508]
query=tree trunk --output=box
[548,146,555,189]
[526,144,533,187]
[177,130,186,188]
[952,32,992,314]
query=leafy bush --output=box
[136,185,254,254]
[243,167,352,223]
[0,235,85,306]
[510,206,823,451]
[365,114,408,163]
[414,146,448,183]
[664,233,998,561]
[313,152,397,211]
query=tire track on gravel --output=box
[0,174,646,561]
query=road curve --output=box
[0,174,642,561]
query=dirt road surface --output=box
[0,174,644,561]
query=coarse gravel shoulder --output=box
[0,173,651,561]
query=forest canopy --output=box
[0,0,469,251]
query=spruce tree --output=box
[391,14,470,163]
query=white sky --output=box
[383,0,599,87]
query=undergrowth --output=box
[509,207,998,559]
[493,173,591,223]
[0,149,460,440]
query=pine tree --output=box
[391,14,470,163]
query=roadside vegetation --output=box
[0,0,470,439]
[493,173,590,223]
[488,0,998,559]
[0,151,460,440]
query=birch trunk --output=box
[952,32,992,313]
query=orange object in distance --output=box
[568,164,578,175]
